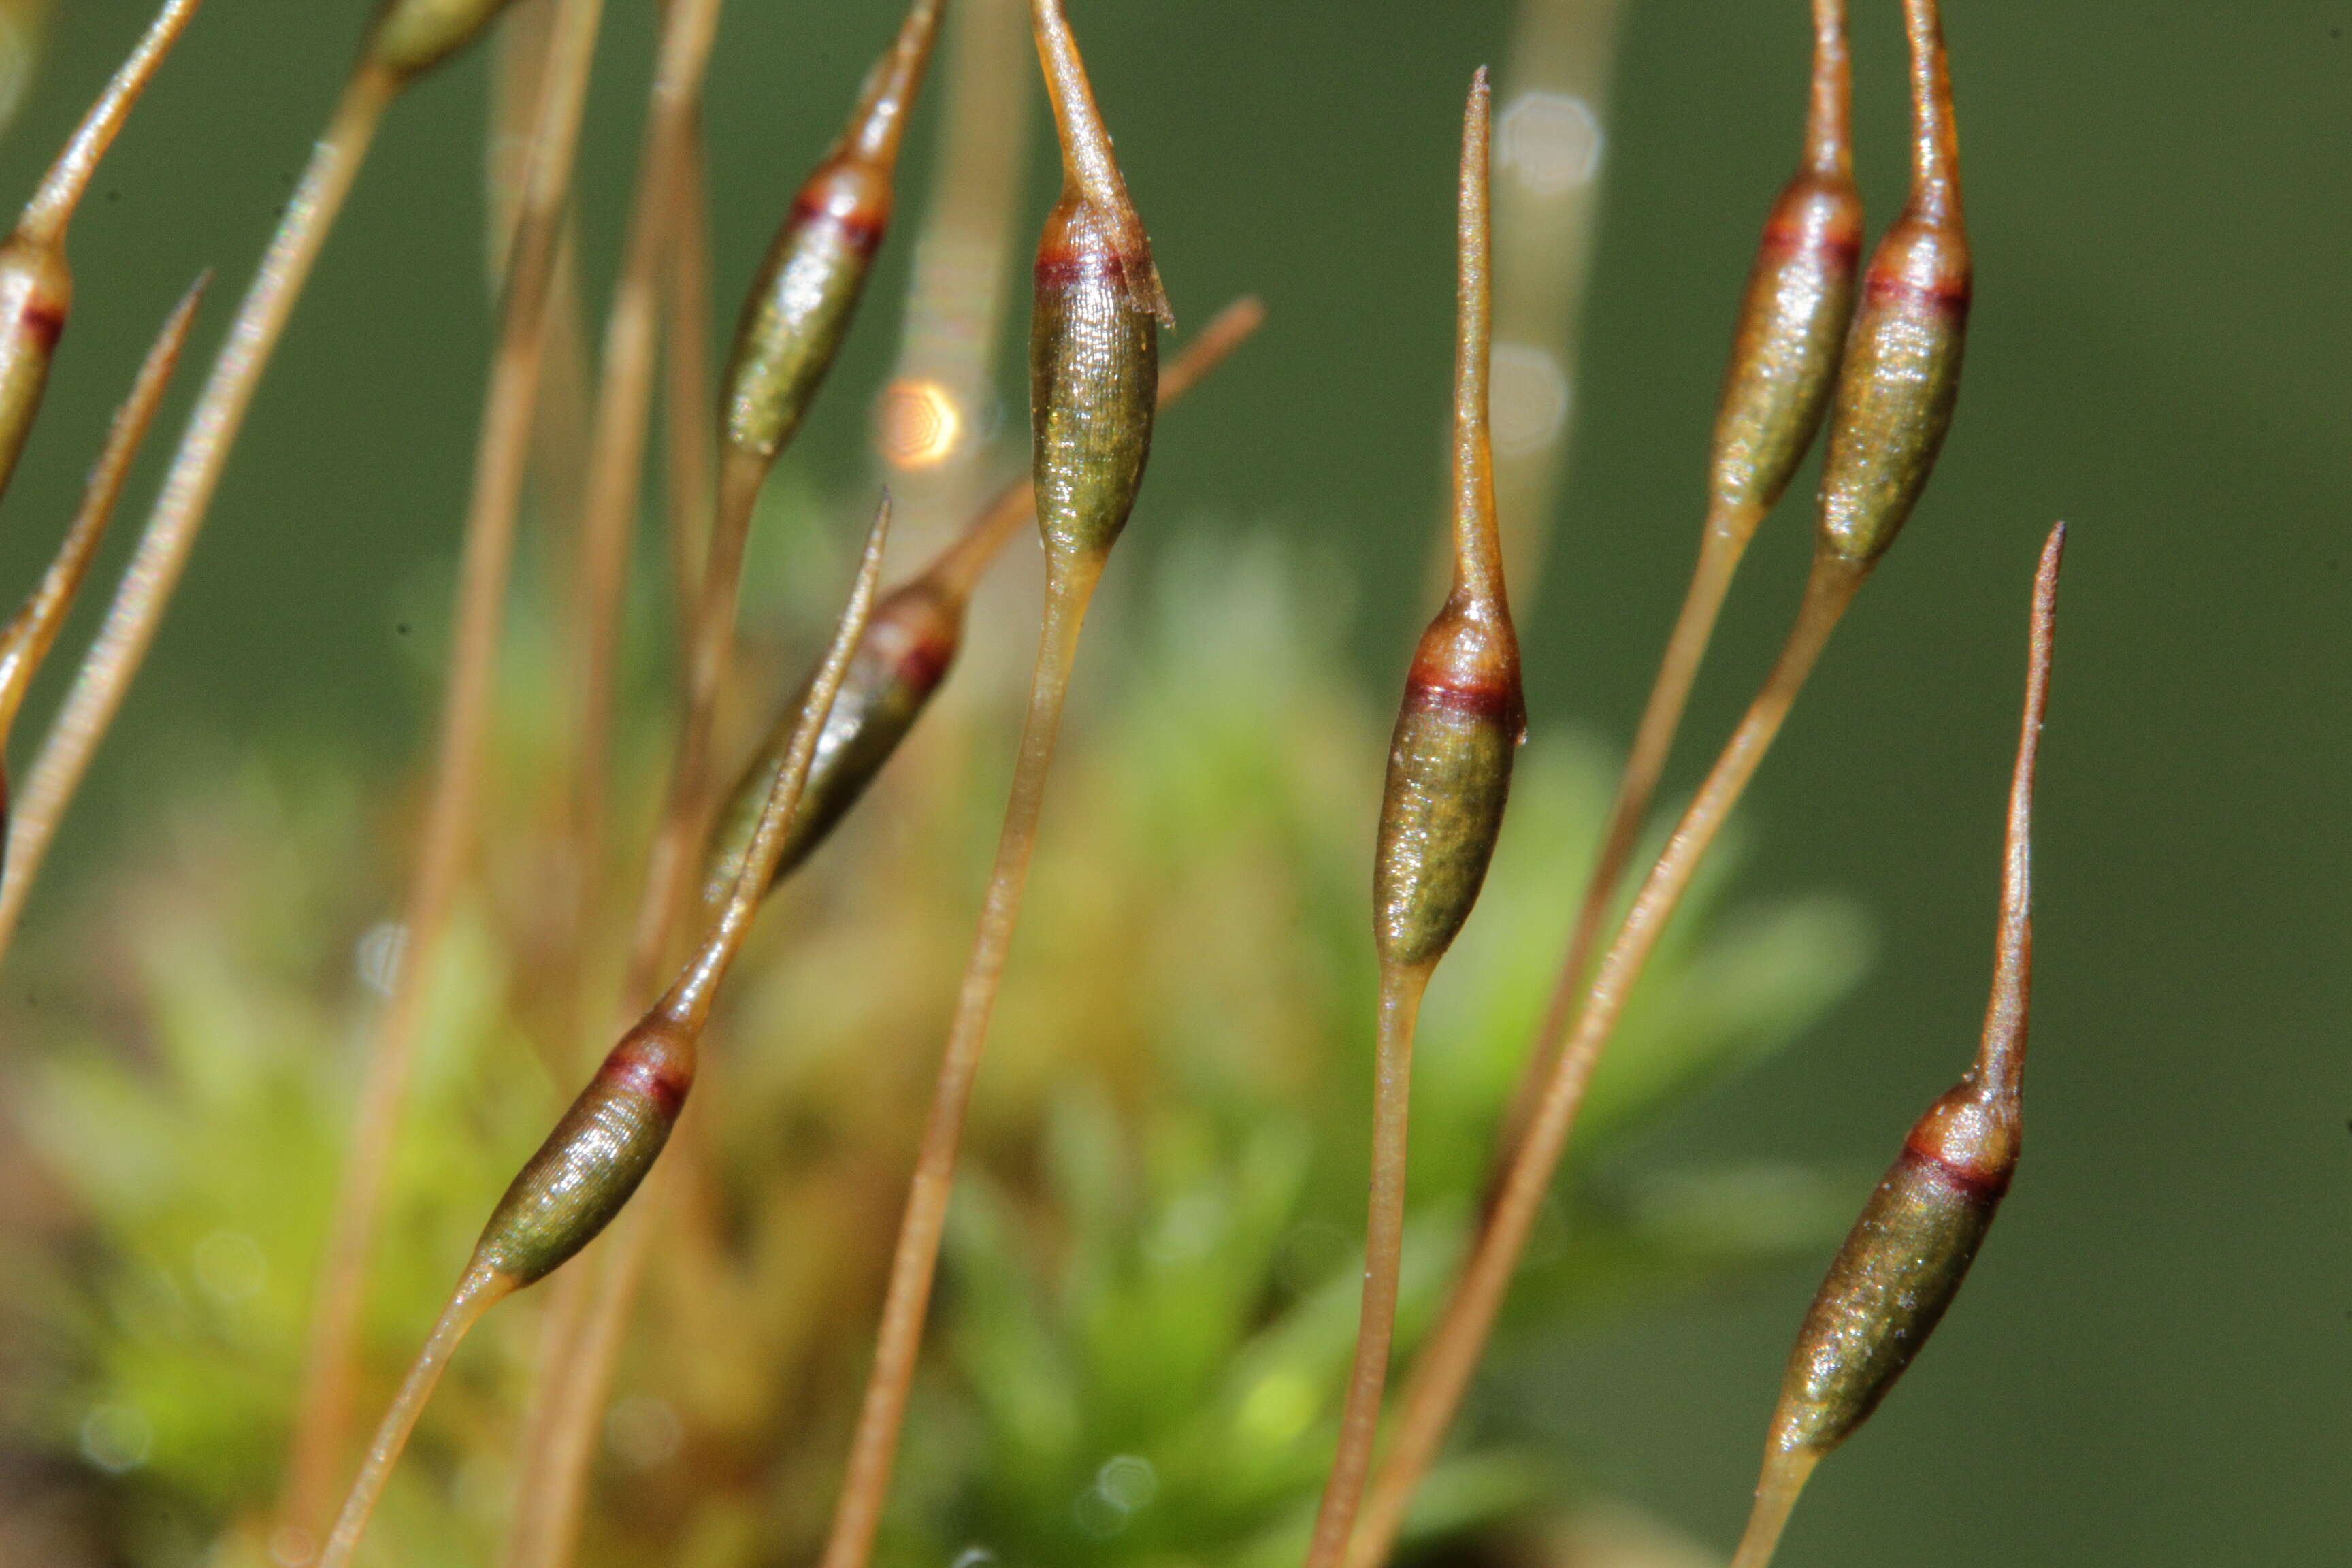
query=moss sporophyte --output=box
[0,3,2086,1567]
[1305,69,1522,1568]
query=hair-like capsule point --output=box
[1708,0,1863,525]
[365,0,527,84]
[1816,0,1969,568]
[702,573,964,902]
[1373,69,1522,975]
[723,0,944,462]
[1029,0,1166,564]
[1762,523,2059,1462]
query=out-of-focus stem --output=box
[1490,0,1859,1197]
[819,551,1102,1568]
[272,0,604,1550]
[312,1266,515,1568]
[1485,0,1622,596]
[566,0,727,979]
[0,277,203,896]
[662,108,716,625]
[0,64,396,963]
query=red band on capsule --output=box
[16,301,63,352]
[789,165,892,257]
[598,1034,693,1121]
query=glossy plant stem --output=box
[1347,555,1867,1568]
[817,6,1166,1557]
[318,500,890,1568]
[1731,523,2061,1568]
[0,68,395,962]
[274,0,606,1549]
[0,278,203,885]
[1492,0,1859,1191]
[623,0,943,1007]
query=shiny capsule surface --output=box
[725,160,893,461]
[471,1019,693,1286]
[365,0,523,82]
[724,0,937,461]
[1030,199,1158,562]
[1816,215,1970,566]
[1373,604,1522,972]
[1769,1082,2013,1453]
[703,576,963,902]
[1710,168,1862,520]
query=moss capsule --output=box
[1733,524,2062,1568]
[1029,0,1169,566]
[1709,0,1863,524]
[1817,0,1969,568]
[471,1016,694,1287]
[703,574,962,901]
[1373,69,1522,976]
[724,0,942,463]
[365,0,527,84]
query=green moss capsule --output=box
[703,575,962,902]
[1816,0,1969,568]
[1373,69,1521,976]
[1029,0,1169,566]
[364,0,527,83]
[471,1017,693,1286]
[724,0,941,463]
[1709,0,1862,523]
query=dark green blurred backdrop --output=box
[0,1,2343,1563]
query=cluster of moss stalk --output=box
[0,1,2070,1565]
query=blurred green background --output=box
[0,1,2343,1564]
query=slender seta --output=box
[1499,0,1862,1177]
